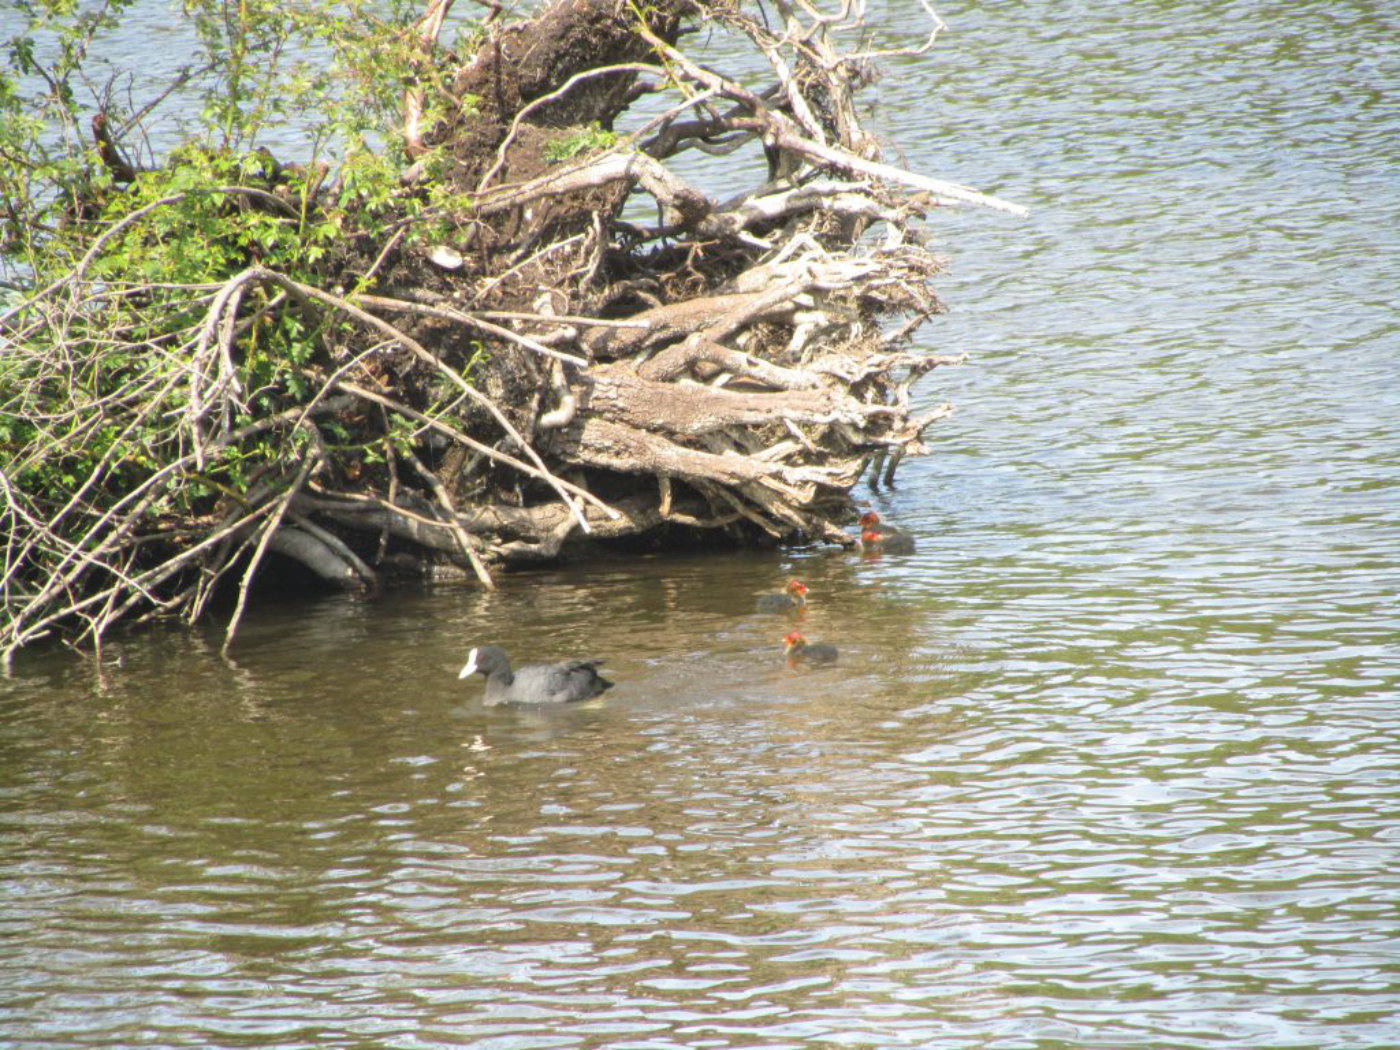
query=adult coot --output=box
[858,510,916,553]
[458,644,612,705]
[783,631,838,667]
[756,578,809,612]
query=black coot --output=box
[783,631,838,667]
[858,510,915,553]
[756,578,808,612]
[458,644,612,704]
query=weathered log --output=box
[582,288,800,361]
[581,369,874,436]
[562,417,781,488]
[637,338,821,388]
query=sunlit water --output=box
[3,1,1399,1046]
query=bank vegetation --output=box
[0,0,1022,662]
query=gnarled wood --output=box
[0,0,1021,658]
[583,369,877,435]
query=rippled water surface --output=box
[3,1,1399,1047]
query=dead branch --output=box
[2,0,1018,658]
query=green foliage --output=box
[0,0,487,646]
[544,123,619,163]
[0,0,449,269]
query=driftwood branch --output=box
[1,0,1018,657]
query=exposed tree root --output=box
[0,0,1022,660]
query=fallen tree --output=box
[0,0,1022,660]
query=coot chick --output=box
[858,510,915,553]
[783,631,838,667]
[458,644,612,705]
[756,578,809,612]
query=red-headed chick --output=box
[858,510,916,553]
[756,578,808,613]
[784,630,838,667]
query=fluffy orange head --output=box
[783,631,806,651]
[786,579,808,596]
[859,510,880,528]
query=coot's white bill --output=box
[458,646,479,678]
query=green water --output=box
[2,1,1398,1046]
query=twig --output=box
[477,62,669,191]
[220,425,321,657]
[632,18,1028,216]
[355,293,588,367]
[332,380,613,518]
[254,272,609,530]
[476,310,646,329]
[402,448,495,589]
